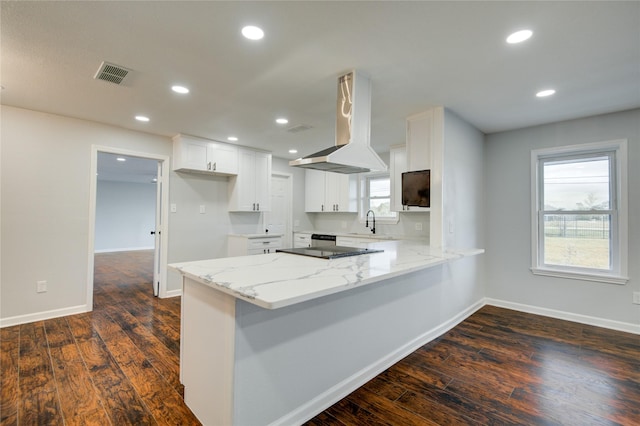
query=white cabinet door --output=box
[254,151,272,212]
[293,232,311,248]
[305,170,357,213]
[174,136,209,171]
[229,148,272,212]
[390,145,406,212]
[406,111,432,172]
[173,134,238,175]
[304,169,326,212]
[208,142,238,175]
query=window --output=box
[531,140,628,284]
[360,173,398,222]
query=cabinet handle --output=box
[335,204,338,211]
[257,203,260,211]
[213,162,217,171]
[321,204,324,212]
[207,161,212,171]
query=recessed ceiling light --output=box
[228,136,238,141]
[506,29,533,44]
[276,118,289,125]
[242,25,264,40]
[117,157,126,162]
[172,85,189,94]
[135,115,150,122]
[288,149,298,154]
[536,89,556,98]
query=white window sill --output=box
[530,267,629,285]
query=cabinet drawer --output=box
[293,234,311,248]
[248,247,278,255]
[248,238,281,250]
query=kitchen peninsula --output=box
[170,240,483,425]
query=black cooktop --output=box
[276,246,383,259]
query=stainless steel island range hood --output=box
[289,71,388,174]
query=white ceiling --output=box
[2,1,639,160]
[97,152,159,184]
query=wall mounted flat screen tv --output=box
[402,170,430,207]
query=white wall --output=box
[95,180,156,252]
[0,105,293,322]
[485,108,640,328]
[442,108,486,312]
[1,106,172,322]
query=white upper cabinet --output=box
[172,134,238,176]
[304,170,357,213]
[390,144,407,212]
[228,148,272,212]
[406,111,433,172]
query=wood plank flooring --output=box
[305,305,640,426]
[2,251,639,425]
[0,250,200,425]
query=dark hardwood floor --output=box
[305,305,640,426]
[1,251,639,425]
[0,250,200,425]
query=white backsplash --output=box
[309,211,430,241]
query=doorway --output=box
[265,173,293,248]
[87,146,170,310]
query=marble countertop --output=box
[169,240,483,310]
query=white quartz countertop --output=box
[169,240,484,310]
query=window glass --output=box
[543,156,610,211]
[362,175,396,219]
[531,140,627,284]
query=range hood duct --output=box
[289,71,387,174]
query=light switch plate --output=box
[170,203,177,213]
[199,205,206,214]
[633,292,640,305]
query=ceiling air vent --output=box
[94,61,131,85]
[287,124,313,133]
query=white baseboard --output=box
[161,289,182,298]
[0,304,90,328]
[485,298,640,335]
[94,246,154,253]
[269,299,486,426]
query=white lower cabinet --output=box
[228,235,282,256]
[293,232,311,248]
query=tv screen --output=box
[402,170,430,207]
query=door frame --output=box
[267,172,293,248]
[87,145,170,309]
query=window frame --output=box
[359,172,399,224]
[530,139,628,284]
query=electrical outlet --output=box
[170,203,177,213]
[415,222,423,231]
[199,205,206,214]
[633,292,640,305]
[37,280,47,293]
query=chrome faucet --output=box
[365,210,376,234]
